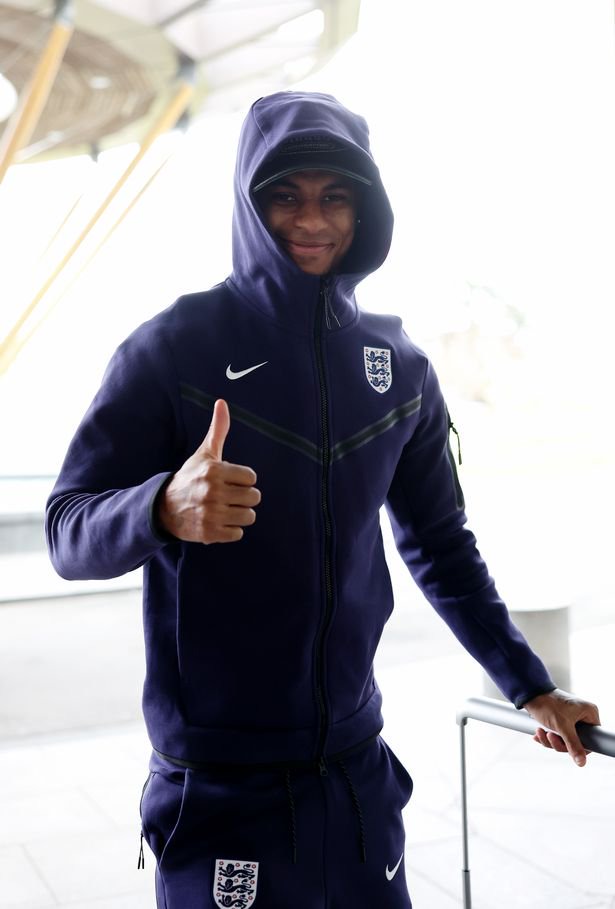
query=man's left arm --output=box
[386,359,601,762]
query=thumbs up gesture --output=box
[157,399,261,544]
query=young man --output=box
[46,91,599,909]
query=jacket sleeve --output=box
[385,358,555,707]
[45,326,185,580]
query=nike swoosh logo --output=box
[385,853,404,881]
[226,361,268,381]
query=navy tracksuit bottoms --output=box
[140,736,413,908]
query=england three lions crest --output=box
[214,859,258,908]
[364,347,392,393]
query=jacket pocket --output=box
[139,771,153,819]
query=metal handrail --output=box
[457,695,615,756]
[456,696,615,909]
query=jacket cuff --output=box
[148,472,177,544]
[514,684,557,710]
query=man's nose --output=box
[294,200,326,231]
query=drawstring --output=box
[338,759,367,863]
[283,759,366,865]
[137,831,145,869]
[284,769,298,864]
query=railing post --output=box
[456,695,615,907]
[459,716,472,909]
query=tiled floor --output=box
[0,727,155,908]
[1,581,614,908]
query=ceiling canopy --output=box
[0,0,360,161]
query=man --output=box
[46,91,599,909]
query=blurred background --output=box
[1,1,614,907]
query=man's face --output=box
[259,170,358,276]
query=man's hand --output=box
[158,399,261,544]
[524,688,601,767]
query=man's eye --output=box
[270,192,296,204]
[324,194,349,204]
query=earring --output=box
[356,218,361,225]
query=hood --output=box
[229,91,394,334]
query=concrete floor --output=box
[1,571,614,908]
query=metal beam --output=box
[0,70,195,374]
[0,1,75,184]
[157,0,211,29]
[0,148,177,376]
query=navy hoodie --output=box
[46,91,554,766]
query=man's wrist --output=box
[151,475,177,541]
[518,685,557,710]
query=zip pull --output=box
[137,831,145,869]
[327,294,340,329]
[449,418,462,466]
[320,279,340,331]
[322,282,331,330]
[318,756,329,777]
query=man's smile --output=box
[282,238,333,256]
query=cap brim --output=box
[252,163,372,194]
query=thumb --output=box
[201,399,230,461]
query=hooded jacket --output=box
[45,91,555,766]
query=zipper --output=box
[446,408,465,509]
[137,771,153,870]
[137,832,145,870]
[313,278,335,761]
[448,410,462,465]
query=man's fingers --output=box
[219,462,259,489]
[535,726,589,765]
[224,484,261,507]
[202,505,256,542]
[545,731,569,753]
[225,506,257,527]
[205,525,245,544]
[559,730,590,766]
[201,399,231,461]
[533,728,565,751]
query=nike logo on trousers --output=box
[226,361,268,380]
[385,853,404,881]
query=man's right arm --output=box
[45,330,184,580]
[46,333,261,580]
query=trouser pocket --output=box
[324,737,413,908]
[140,768,188,866]
[382,737,414,810]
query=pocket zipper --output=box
[137,772,153,870]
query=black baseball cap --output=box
[252,135,373,193]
